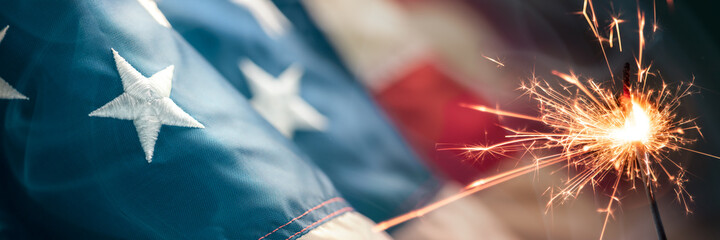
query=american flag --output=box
[0,0,451,239]
[13,0,718,239]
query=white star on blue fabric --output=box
[0,25,28,100]
[231,0,289,38]
[90,49,204,162]
[137,0,171,28]
[239,59,327,138]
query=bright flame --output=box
[611,100,652,144]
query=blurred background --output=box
[3,0,719,239]
[304,0,720,239]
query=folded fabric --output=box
[158,0,438,223]
[0,1,386,239]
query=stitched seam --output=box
[285,207,354,240]
[257,197,343,240]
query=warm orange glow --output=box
[461,103,541,122]
[482,55,505,67]
[373,156,567,232]
[582,0,613,78]
[377,69,716,237]
[610,100,652,144]
[637,11,646,83]
[612,17,624,51]
[653,0,659,33]
[375,1,719,239]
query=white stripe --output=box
[302,0,430,91]
[303,0,517,101]
[232,0,290,38]
[392,184,519,240]
[299,211,392,240]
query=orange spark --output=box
[612,17,624,52]
[374,156,567,231]
[653,0,659,33]
[582,0,614,79]
[636,10,646,83]
[482,55,505,67]
[461,104,541,122]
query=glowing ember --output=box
[482,55,505,67]
[611,101,651,144]
[609,17,624,52]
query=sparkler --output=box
[374,1,719,239]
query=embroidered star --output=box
[137,0,171,28]
[90,49,204,162]
[239,59,327,137]
[0,25,27,100]
[231,0,289,38]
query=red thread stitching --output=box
[258,197,343,240]
[284,207,354,240]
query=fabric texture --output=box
[0,25,27,100]
[298,211,393,240]
[158,0,439,223]
[301,0,508,184]
[0,1,364,239]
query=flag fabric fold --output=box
[157,0,438,223]
[0,1,392,239]
[301,0,508,184]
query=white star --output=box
[0,25,27,100]
[239,59,327,137]
[90,49,204,162]
[231,0,290,38]
[137,0,172,28]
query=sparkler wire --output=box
[639,150,668,240]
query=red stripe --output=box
[375,61,507,184]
